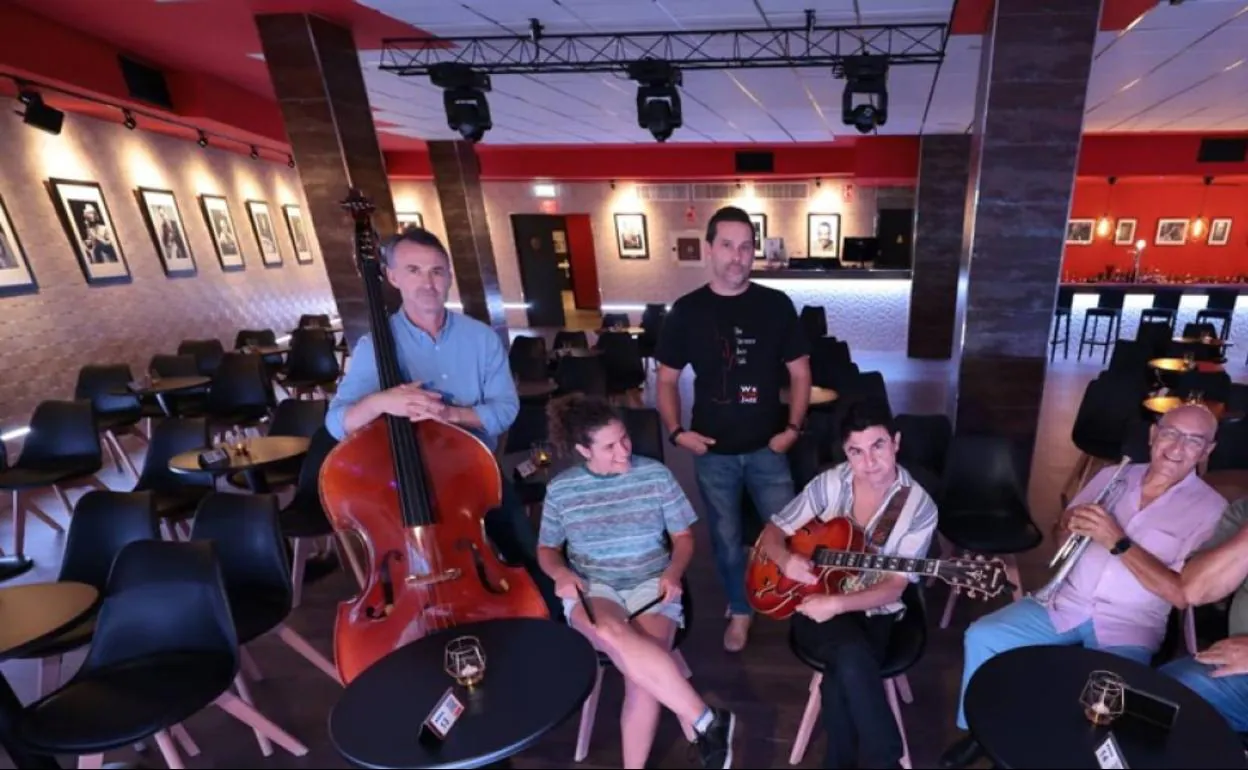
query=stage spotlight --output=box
[16,90,64,135]
[838,55,889,134]
[628,59,682,142]
[430,63,492,143]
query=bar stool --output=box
[1140,288,1183,334]
[1078,289,1124,364]
[1196,289,1238,340]
[1050,287,1073,362]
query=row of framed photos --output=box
[1066,217,1234,247]
[613,211,844,260]
[0,178,315,297]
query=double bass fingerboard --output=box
[813,550,940,578]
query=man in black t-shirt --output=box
[655,205,812,653]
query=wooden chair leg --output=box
[107,432,139,480]
[232,673,274,757]
[12,490,26,558]
[275,625,341,684]
[214,692,308,757]
[940,582,960,630]
[37,655,61,698]
[291,537,312,608]
[895,673,914,705]
[789,672,822,765]
[170,723,200,757]
[51,484,73,516]
[77,754,104,768]
[240,647,264,682]
[885,678,911,770]
[153,729,185,770]
[573,664,605,762]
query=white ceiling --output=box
[355,0,1248,144]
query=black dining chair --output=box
[278,328,340,399]
[1063,373,1146,505]
[73,364,151,479]
[596,331,646,396]
[621,407,664,463]
[10,490,159,697]
[226,398,326,491]
[279,428,350,604]
[600,312,631,330]
[554,354,607,397]
[234,329,285,373]
[206,352,274,429]
[131,417,214,537]
[149,353,208,417]
[553,330,589,351]
[177,339,226,377]
[0,400,104,559]
[936,434,1038,628]
[509,336,550,384]
[787,583,926,767]
[15,539,308,768]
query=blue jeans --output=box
[693,447,794,616]
[1161,655,1248,731]
[957,598,1154,729]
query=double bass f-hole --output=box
[364,549,401,619]
[457,538,510,594]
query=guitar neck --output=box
[813,550,940,579]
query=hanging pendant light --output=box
[1097,176,1116,238]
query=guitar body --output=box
[745,517,866,619]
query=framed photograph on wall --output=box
[135,187,195,277]
[808,213,842,258]
[397,212,424,233]
[282,204,314,264]
[199,194,244,271]
[1065,219,1094,245]
[1113,218,1137,246]
[245,199,283,267]
[0,194,37,296]
[614,212,649,259]
[1155,218,1189,246]
[1208,218,1232,246]
[673,229,703,266]
[749,212,767,258]
[47,178,131,285]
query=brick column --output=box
[908,134,972,359]
[952,0,1103,446]
[254,14,397,348]
[426,140,506,332]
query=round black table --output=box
[169,435,310,493]
[966,645,1248,769]
[330,617,598,769]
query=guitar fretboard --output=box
[814,550,939,577]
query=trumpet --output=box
[1032,455,1131,605]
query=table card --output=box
[1095,733,1129,769]
[419,687,465,745]
[197,448,231,469]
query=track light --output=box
[250,145,259,160]
[197,130,208,148]
[15,90,64,135]
[122,109,137,130]
[430,63,492,143]
[288,154,296,168]
[628,59,682,142]
[838,55,889,134]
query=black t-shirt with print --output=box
[655,282,809,455]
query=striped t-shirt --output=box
[538,456,697,590]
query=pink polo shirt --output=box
[1049,463,1225,650]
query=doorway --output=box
[875,208,915,269]
[511,214,568,328]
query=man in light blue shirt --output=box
[326,227,556,616]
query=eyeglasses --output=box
[1155,426,1211,452]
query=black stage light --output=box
[839,55,889,134]
[430,63,493,143]
[628,59,682,142]
[16,90,64,135]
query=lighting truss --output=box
[378,19,946,77]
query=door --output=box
[875,208,914,269]
[511,214,568,328]
[564,214,601,311]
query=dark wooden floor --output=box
[2,349,1237,769]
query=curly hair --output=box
[546,394,622,456]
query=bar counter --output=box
[750,267,912,353]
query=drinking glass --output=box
[1080,670,1125,726]
[444,636,487,688]
[531,441,554,468]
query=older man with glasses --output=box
[941,404,1226,769]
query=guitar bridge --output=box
[406,568,462,587]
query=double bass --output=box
[320,190,549,683]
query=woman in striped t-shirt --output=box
[537,395,735,770]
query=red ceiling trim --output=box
[949,0,1162,35]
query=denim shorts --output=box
[562,577,685,628]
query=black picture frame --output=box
[397,211,424,233]
[0,193,38,297]
[614,212,649,260]
[282,203,314,264]
[245,199,283,268]
[135,186,196,278]
[749,212,767,259]
[807,213,842,258]
[46,177,132,286]
[198,194,245,272]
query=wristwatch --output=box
[1110,536,1133,556]
[668,427,685,446]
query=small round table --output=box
[1143,396,1227,421]
[169,435,310,493]
[1148,358,1225,374]
[119,376,211,416]
[0,581,100,770]
[781,386,838,406]
[329,618,598,769]
[965,645,1248,769]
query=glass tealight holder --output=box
[444,635,487,688]
[531,441,553,468]
[1079,670,1125,726]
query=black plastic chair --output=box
[132,417,214,533]
[177,339,226,377]
[895,414,953,505]
[1064,373,1145,505]
[149,354,208,417]
[1196,289,1237,340]
[509,336,550,384]
[638,304,666,362]
[787,584,926,766]
[278,328,340,399]
[937,434,1037,627]
[800,305,828,341]
[1208,420,1248,472]
[10,490,159,696]
[1140,288,1183,334]
[74,364,150,479]
[191,493,341,688]
[234,329,285,372]
[0,400,103,559]
[554,354,607,397]
[621,407,664,463]
[279,428,346,604]
[1050,287,1073,361]
[16,539,308,767]
[600,312,631,330]
[596,331,646,394]
[553,330,589,351]
[298,313,331,330]
[227,399,326,491]
[206,352,273,428]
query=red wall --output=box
[1062,178,1248,280]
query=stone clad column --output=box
[254,13,397,348]
[908,134,972,359]
[952,0,1103,446]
